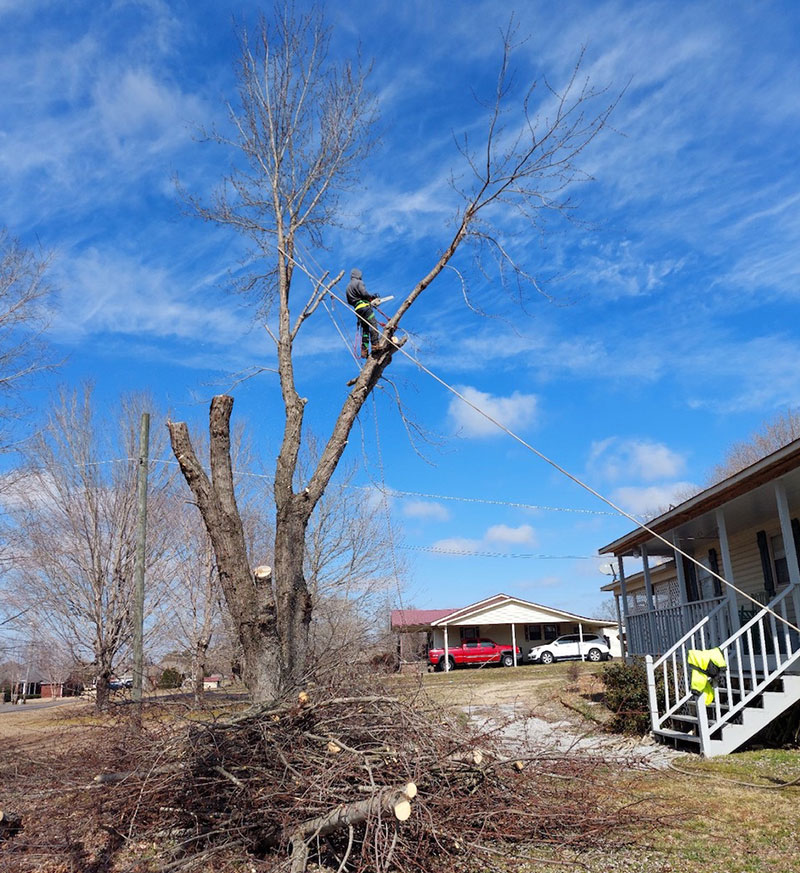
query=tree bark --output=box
[168,396,282,702]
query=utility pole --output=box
[131,412,150,704]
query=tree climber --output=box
[345,268,381,358]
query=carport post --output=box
[511,624,517,667]
[579,623,585,661]
[443,625,449,668]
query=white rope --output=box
[276,242,800,634]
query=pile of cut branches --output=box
[1,680,670,872]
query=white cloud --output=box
[610,482,698,519]
[430,521,539,555]
[448,387,538,438]
[588,438,687,484]
[485,524,536,545]
[430,536,481,555]
[402,500,450,521]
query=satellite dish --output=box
[598,563,617,577]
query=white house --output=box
[598,437,800,756]
[392,593,620,665]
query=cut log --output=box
[288,781,417,870]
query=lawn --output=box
[2,666,800,872]
[391,661,800,873]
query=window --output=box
[460,626,479,641]
[481,641,495,649]
[772,534,790,589]
[524,624,543,641]
[465,641,480,649]
[543,624,559,641]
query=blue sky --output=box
[3,0,800,617]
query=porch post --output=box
[775,480,800,587]
[775,480,800,629]
[617,556,630,658]
[673,535,689,604]
[511,623,518,667]
[641,545,658,653]
[614,593,624,656]
[443,626,449,668]
[715,508,739,636]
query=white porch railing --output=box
[627,596,729,656]
[646,583,800,755]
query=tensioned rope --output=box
[280,245,799,635]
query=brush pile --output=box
[1,679,666,872]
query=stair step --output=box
[667,713,699,725]
[653,727,701,744]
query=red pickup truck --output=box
[428,638,522,672]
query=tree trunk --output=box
[168,396,282,702]
[273,503,313,687]
[192,636,209,705]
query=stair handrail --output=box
[652,611,715,672]
[702,582,800,742]
[719,581,797,649]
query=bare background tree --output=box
[158,499,224,704]
[305,472,403,668]
[2,386,173,709]
[708,409,800,484]
[0,229,54,451]
[169,6,617,702]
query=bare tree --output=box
[3,386,173,710]
[0,229,54,449]
[306,475,403,667]
[169,7,617,701]
[708,409,800,484]
[158,498,224,705]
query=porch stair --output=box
[646,585,800,757]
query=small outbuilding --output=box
[391,593,619,667]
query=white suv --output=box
[528,633,611,665]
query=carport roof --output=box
[392,593,605,631]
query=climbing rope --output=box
[278,244,800,635]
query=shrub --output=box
[601,659,659,735]
[158,667,184,689]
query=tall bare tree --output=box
[3,386,173,709]
[169,7,617,701]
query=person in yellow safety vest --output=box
[345,268,381,358]
[687,648,727,705]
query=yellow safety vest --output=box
[687,648,727,705]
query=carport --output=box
[391,593,619,667]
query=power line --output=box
[398,544,597,559]
[359,485,615,516]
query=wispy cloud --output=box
[402,500,450,522]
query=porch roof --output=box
[599,437,800,558]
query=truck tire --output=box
[500,653,514,667]
[438,656,455,672]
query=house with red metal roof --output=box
[391,593,619,666]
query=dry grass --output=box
[2,669,800,872]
